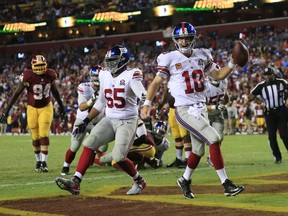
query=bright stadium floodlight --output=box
[58,17,76,28]
[153,5,174,17]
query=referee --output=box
[248,67,288,164]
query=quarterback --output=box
[141,22,244,199]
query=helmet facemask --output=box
[172,22,196,54]
[89,66,100,86]
[153,121,167,139]
[31,55,47,75]
[104,46,130,74]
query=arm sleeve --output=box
[93,86,106,111]
[78,91,88,105]
[130,80,147,99]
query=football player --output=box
[205,76,229,167]
[55,45,147,195]
[98,119,170,169]
[158,90,191,168]
[0,55,66,172]
[60,66,107,176]
[141,22,244,199]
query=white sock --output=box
[41,153,47,162]
[216,168,228,184]
[183,166,194,181]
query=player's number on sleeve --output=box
[182,70,204,94]
[105,88,126,108]
[33,84,51,100]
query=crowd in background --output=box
[0,0,189,24]
[0,24,287,135]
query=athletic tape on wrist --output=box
[143,99,152,106]
[87,99,93,107]
[228,61,236,69]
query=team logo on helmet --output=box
[104,45,130,74]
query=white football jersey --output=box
[205,79,228,105]
[76,82,104,124]
[157,49,218,106]
[96,68,144,119]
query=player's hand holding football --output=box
[231,40,249,67]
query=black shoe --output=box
[158,159,163,167]
[41,161,48,172]
[61,166,70,176]
[166,158,176,167]
[275,159,282,164]
[35,161,42,172]
[167,158,186,168]
[147,158,160,169]
[135,162,146,170]
[222,179,244,196]
[177,176,195,199]
[55,177,80,195]
[178,158,187,168]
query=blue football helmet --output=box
[172,22,196,54]
[89,65,101,86]
[104,45,130,74]
[153,121,168,139]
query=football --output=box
[232,40,249,67]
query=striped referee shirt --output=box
[250,78,288,111]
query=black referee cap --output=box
[263,67,274,75]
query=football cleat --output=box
[177,176,195,199]
[55,177,80,195]
[41,161,48,172]
[126,177,146,195]
[35,161,42,172]
[61,166,70,176]
[222,179,244,196]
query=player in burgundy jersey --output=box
[0,55,66,172]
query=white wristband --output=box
[143,99,152,106]
[87,99,93,107]
[228,60,236,69]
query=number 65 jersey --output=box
[94,67,145,119]
[156,49,218,106]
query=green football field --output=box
[0,133,287,213]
